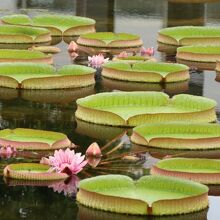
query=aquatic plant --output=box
[0,63,95,89]
[158,26,220,46]
[0,49,53,64]
[41,148,87,175]
[0,128,72,150]
[131,122,220,150]
[1,14,96,36]
[77,174,208,215]
[68,41,78,53]
[88,54,109,68]
[77,32,143,48]
[75,91,217,127]
[0,145,16,158]
[0,25,51,43]
[86,142,102,157]
[177,45,220,70]
[151,158,220,184]
[140,47,155,56]
[102,61,189,82]
[30,46,61,53]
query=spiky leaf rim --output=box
[75,91,217,127]
[151,157,220,184]
[77,174,208,215]
[3,163,68,180]
[0,128,72,150]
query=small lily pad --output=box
[0,128,72,150]
[3,163,68,180]
[151,158,220,184]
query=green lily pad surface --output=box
[131,122,220,149]
[0,63,95,89]
[0,128,71,150]
[102,62,189,82]
[1,14,96,36]
[158,26,220,46]
[77,174,208,215]
[0,49,52,64]
[0,25,51,43]
[3,163,68,180]
[77,32,143,48]
[151,158,220,184]
[76,91,217,127]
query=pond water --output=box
[1,0,220,219]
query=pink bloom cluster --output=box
[41,148,87,175]
[140,47,154,56]
[88,54,109,68]
[0,145,16,158]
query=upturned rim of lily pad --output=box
[0,49,53,64]
[158,26,220,46]
[0,128,72,150]
[77,174,208,215]
[0,63,95,89]
[1,14,96,36]
[112,55,157,64]
[75,91,217,127]
[102,61,189,83]
[0,25,51,43]
[131,122,220,150]
[77,32,143,48]
[151,157,220,184]
[3,163,69,180]
[177,45,220,70]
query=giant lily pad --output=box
[75,92,217,127]
[0,49,53,64]
[0,128,72,150]
[0,63,95,89]
[77,174,208,215]
[131,122,220,150]
[102,62,189,83]
[158,26,220,46]
[77,32,143,48]
[3,163,68,180]
[0,25,51,43]
[177,46,220,70]
[151,158,220,184]
[1,14,96,36]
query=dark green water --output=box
[1,0,220,219]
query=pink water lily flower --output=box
[41,148,87,175]
[68,41,78,53]
[140,47,155,56]
[0,145,16,158]
[117,51,128,58]
[88,54,109,68]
